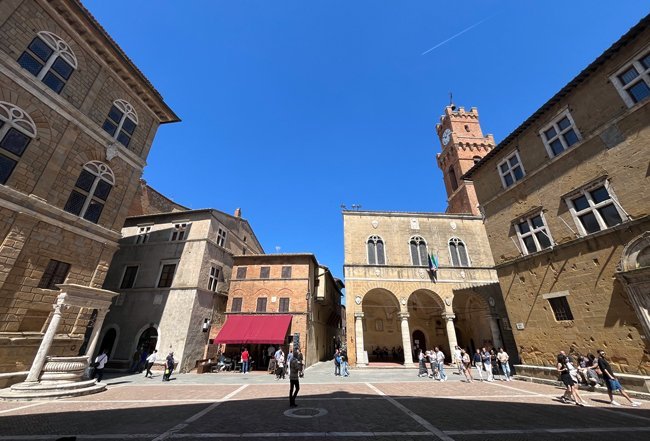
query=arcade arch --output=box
[361,289,402,363]
[452,288,500,354]
[406,289,446,361]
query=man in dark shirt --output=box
[597,349,640,407]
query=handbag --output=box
[164,368,170,375]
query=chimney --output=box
[234,208,241,218]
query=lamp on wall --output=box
[202,318,210,332]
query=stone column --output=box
[488,315,503,349]
[354,312,367,366]
[443,313,458,354]
[25,295,66,382]
[85,308,109,361]
[399,312,414,367]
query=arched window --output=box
[17,31,77,94]
[367,235,386,265]
[64,161,115,224]
[448,166,458,191]
[409,236,428,266]
[102,99,138,148]
[449,237,470,267]
[0,102,36,185]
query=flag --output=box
[428,252,439,273]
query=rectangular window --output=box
[611,49,650,107]
[256,297,267,312]
[216,228,227,247]
[281,266,292,279]
[120,266,138,289]
[497,151,525,188]
[566,183,626,236]
[516,213,553,254]
[208,266,220,292]
[231,297,242,312]
[170,223,188,241]
[38,259,71,289]
[135,226,151,244]
[158,263,176,288]
[540,110,581,157]
[260,266,270,279]
[279,298,290,312]
[236,266,247,279]
[548,296,574,321]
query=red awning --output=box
[215,315,292,345]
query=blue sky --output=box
[84,0,648,294]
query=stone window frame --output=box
[157,260,178,288]
[281,266,292,279]
[102,99,139,148]
[539,109,582,158]
[543,291,574,321]
[610,46,650,108]
[256,297,268,312]
[448,237,470,267]
[119,265,139,290]
[208,266,220,292]
[216,228,227,247]
[409,235,429,266]
[0,101,37,185]
[279,297,290,312]
[135,225,152,244]
[235,266,247,279]
[170,222,189,241]
[448,166,458,192]
[231,297,243,312]
[37,259,71,290]
[514,211,554,255]
[367,235,386,265]
[260,266,271,279]
[17,31,78,94]
[63,161,115,224]
[497,150,525,189]
[564,180,628,237]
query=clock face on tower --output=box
[442,128,452,146]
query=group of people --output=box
[372,346,404,362]
[333,348,350,377]
[269,346,304,380]
[557,349,640,407]
[416,346,512,383]
[91,348,170,382]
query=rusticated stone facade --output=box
[465,16,650,375]
[0,0,177,386]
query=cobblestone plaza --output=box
[0,363,648,441]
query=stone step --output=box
[0,380,107,401]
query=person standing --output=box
[129,348,141,373]
[286,348,294,377]
[473,349,484,381]
[241,347,250,374]
[497,348,511,381]
[144,349,158,378]
[481,348,493,382]
[597,349,640,407]
[333,349,341,376]
[163,352,175,382]
[453,346,462,375]
[417,349,428,378]
[297,348,304,378]
[93,349,109,383]
[289,351,300,407]
[435,347,447,381]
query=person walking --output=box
[453,346,462,375]
[461,349,474,383]
[129,348,141,373]
[286,348,294,377]
[473,349,484,381]
[333,349,341,376]
[435,347,447,381]
[93,349,109,383]
[417,349,429,378]
[497,348,511,381]
[557,353,590,406]
[289,351,301,407]
[144,349,158,378]
[297,348,304,378]
[597,349,640,407]
[481,348,493,382]
[162,352,175,382]
[276,351,285,380]
[241,347,250,374]
[341,354,350,377]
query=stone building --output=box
[211,254,344,370]
[0,0,177,387]
[344,107,515,367]
[464,16,650,378]
[99,208,264,373]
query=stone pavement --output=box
[0,361,649,440]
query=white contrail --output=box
[422,15,496,55]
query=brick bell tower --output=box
[436,105,495,215]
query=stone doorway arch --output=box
[407,289,446,360]
[136,327,158,354]
[360,288,402,364]
[98,328,117,359]
[452,289,496,352]
[617,232,650,340]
